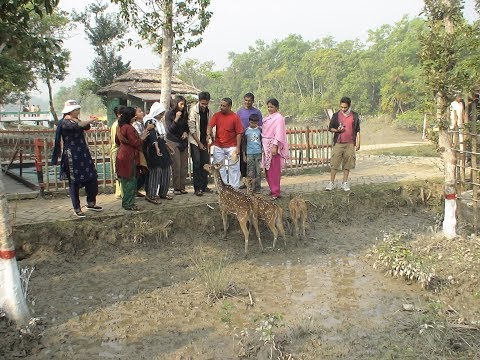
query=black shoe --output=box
[202,187,212,193]
[86,205,103,211]
[195,190,203,196]
[74,210,86,218]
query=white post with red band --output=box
[443,192,457,239]
[0,176,30,326]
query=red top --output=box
[337,111,354,144]
[208,111,244,148]
[115,123,144,179]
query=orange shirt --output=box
[209,111,244,148]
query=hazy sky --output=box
[49,0,477,94]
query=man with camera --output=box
[325,97,361,192]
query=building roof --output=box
[96,69,200,99]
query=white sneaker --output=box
[325,181,335,191]
[341,182,350,191]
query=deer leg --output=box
[301,214,307,239]
[221,211,229,239]
[269,217,279,249]
[276,213,287,248]
[251,213,263,252]
[238,214,250,255]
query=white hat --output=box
[62,99,81,114]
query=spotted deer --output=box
[242,177,287,248]
[288,195,308,239]
[204,163,262,255]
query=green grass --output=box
[362,144,439,157]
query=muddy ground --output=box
[3,183,479,359]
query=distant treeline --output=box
[177,16,475,127]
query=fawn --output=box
[288,195,308,239]
[242,177,287,248]
[204,164,262,255]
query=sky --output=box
[43,0,478,97]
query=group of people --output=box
[51,94,362,218]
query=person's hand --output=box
[271,145,278,156]
[169,148,175,156]
[146,123,155,131]
[356,144,361,151]
[174,111,182,121]
[198,143,206,151]
[156,148,162,157]
[181,131,188,140]
[243,153,247,162]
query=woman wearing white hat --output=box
[52,100,102,217]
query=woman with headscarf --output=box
[51,99,102,218]
[143,102,175,204]
[261,98,289,200]
[115,106,152,211]
[165,95,190,195]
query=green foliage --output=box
[72,1,131,104]
[112,0,212,53]
[54,78,106,117]
[0,1,69,104]
[177,17,436,121]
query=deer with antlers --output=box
[242,177,287,248]
[204,163,262,255]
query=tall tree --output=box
[112,0,212,109]
[72,1,131,105]
[421,0,465,238]
[0,0,65,104]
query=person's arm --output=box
[206,115,216,143]
[242,133,247,161]
[355,132,361,151]
[328,113,342,133]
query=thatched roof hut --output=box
[97,69,201,124]
[97,69,200,101]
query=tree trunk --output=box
[46,75,59,124]
[160,0,174,111]
[0,174,30,326]
[436,91,457,238]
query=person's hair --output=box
[340,97,351,107]
[244,92,254,101]
[172,95,188,119]
[113,105,126,117]
[221,97,233,106]
[249,113,260,122]
[198,91,211,101]
[266,98,279,109]
[118,106,136,127]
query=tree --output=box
[72,1,130,104]
[112,0,212,109]
[54,78,106,117]
[0,0,65,104]
[420,0,472,238]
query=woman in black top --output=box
[165,95,190,194]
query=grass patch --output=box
[362,144,439,157]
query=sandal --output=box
[145,197,161,205]
[160,194,173,200]
[174,189,188,195]
[124,205,141,211]
[180,189,188,194]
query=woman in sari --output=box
[115,106,151,211]
[261,98,289,200]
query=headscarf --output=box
[143,102,166,136]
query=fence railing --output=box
[450,122,480,234]
[0,126,333,192]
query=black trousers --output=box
[190,143,210,191]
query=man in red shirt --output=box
[326,97,361,192]
[206,98,244,188]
